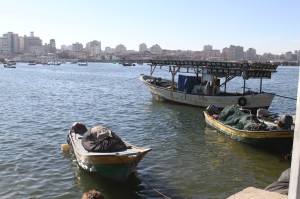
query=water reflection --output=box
[144,101,291,198]
[69,157,145,199]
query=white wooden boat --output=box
[67,130,151,182]
[78,62,88,66]
[4,63,16,68]
[140,60,278,111]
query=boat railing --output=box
[238,107,257,131]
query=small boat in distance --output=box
[67,124,151,182]
[4,62,16,68]
[122,62,135,66]
[28,62,36,65]
[78,62,88,66]
[140,60,278,111]
[203,104,294,152]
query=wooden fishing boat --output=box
[67,130,151,182]
[203,105,294,151]
[140,60,278,111]
[78,62,88,66]
[4,63,16,68]
[122,62,133,66]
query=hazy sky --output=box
[1,0,299,54]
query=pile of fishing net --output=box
[71,122,127,152]
[218,105,269,131]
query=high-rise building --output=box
[203,45,213,51]
[222,47,229,60]
[203,45,213,59]
[86,40,101,56]
[24,32,42,53]
[72,42,84,52]
[115,44,126,54]
[0,37,9,55]
[139,43,147,52]
[150,44,162,54]
[245,48,257,61]
[235,46,244,60]
[61,45,68,50]
[3,32,19,54]
[295,50,300,61]
[105,47,114,54]
[19,36,24,53]
[285,51,295,61]
[49,39,56,53]
[222,45,244,61]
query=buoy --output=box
[61,144,70,152]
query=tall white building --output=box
[61,45,68,51]
[105,47,114,54]
[295,50,300,61]
[203,44,213,59]
[235,46,244,60]
[72,42,84,52]
[0,37,9,55]
[24,32,42,53]
[3,32,19,54]
[203,45,213,51]
[222,45,244,61]
[86,40,101,56]
[19,36,24,53]
[245,48,257,61]
[49,39,56,53]
[150,44,162,54]
[285,51,294,61]
[115,44,126,54]
[139,43,147,52]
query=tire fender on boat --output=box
[238,97,247,106]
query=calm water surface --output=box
[0,63,297,199]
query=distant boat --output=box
[122,62,133,66]
[78,62,88,66]
[47,62,61,65]
[4,63,16,68]
[28,62,36,65]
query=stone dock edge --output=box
[227,187,287,199]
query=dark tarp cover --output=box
[81,125,127,152]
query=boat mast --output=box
[150,65,157,83]
[170,65,178,91]
[260,77,262,93]
[243,79,246,93]
[225,76,227,93]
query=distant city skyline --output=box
[1,0,299,54]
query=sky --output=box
[0,0,299,55]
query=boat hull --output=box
[68,131,151,182]
[203,111,293,152]
[140,75,275,110]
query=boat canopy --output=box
[150,60,278,79]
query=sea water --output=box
[0,63,297,198]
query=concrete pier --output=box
[228,187,287,199]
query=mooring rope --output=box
[124,76,140,81]
[275,94,297,100]
[265,92,297,100]
[115,155,171,198]
[139,177,171,199]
